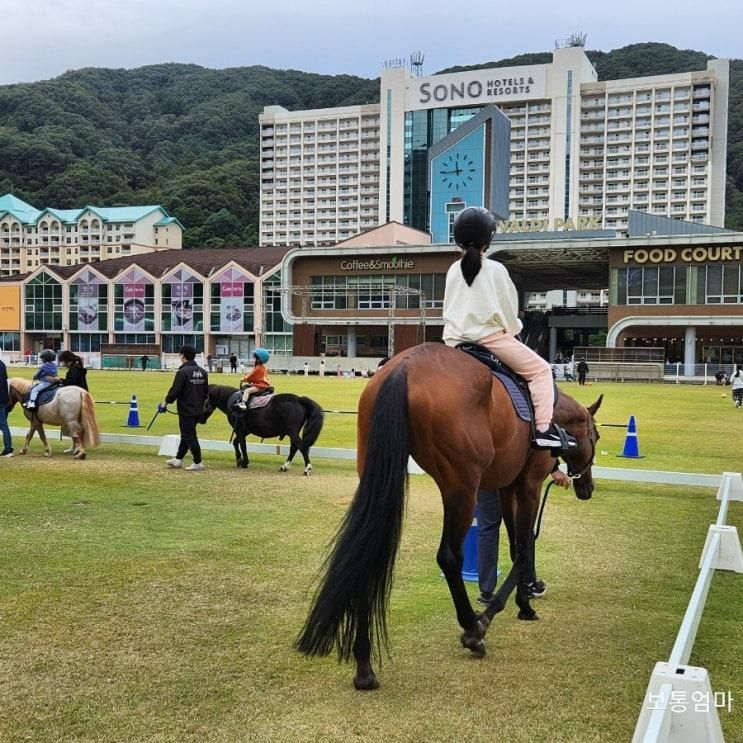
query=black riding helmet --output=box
[39,349,56,362]
[453,207,496,249]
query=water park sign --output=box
[624,246,743,264]
[496,216,603,233]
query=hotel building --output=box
[259,46,728,245]
[0,194,184,277]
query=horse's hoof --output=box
[353,672,380,691]
[44,451,52,458]
[74,452,86,460]
[279,465,289,472]
[460,632,487,656]
[517,608,538,621]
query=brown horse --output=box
[296,342,602,689]
[8,378,101,459]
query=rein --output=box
[535,425,596,539]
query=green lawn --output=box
[1,372,742,741]
[5,369,743,471]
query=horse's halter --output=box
[562,416,598,480]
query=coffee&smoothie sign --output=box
[407,66,547,111]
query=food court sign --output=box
[623,246,743,264]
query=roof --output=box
[0,247,292,283]
[154,215,186,229]
[81,205,164,223]
[0,195,182,227]
[0,194,41,223]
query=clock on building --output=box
[439,151,479,192]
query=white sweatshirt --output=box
[731,371,743,390]
[443,258,523,345]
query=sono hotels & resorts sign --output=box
[407,66,547,111]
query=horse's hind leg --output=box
[37,427,52,457]
[436,493,485,655]
[279,438,298,472]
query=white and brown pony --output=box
[8,378,101,459]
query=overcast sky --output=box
[1,0,741,86]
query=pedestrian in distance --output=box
[140,354,149,372]
[58,351,89,391]
[731,364,743,408]
[160,345,208,471]
[336,363,342,378]
[0,357,13,457]
[229,353,238,373]
[443,206,576,454]
[576,359,589,386]
[207,354,214,372]
[304,362,309,377]
[319,359,325,378]
[24,349,60,410]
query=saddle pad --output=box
[26,385,59,407]
[249,393,274,410]
[492,372,531,422]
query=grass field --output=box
[1,371,742,741]
[4,368,743,472]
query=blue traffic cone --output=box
[461,510,480,582]
[618,415,643,458]
[125,394,141,427]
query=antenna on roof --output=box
[555,32,587,49]
[383,57,408,70]
[410,51,425,77]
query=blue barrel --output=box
[461,508,479,582]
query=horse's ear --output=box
[587,394,603,416]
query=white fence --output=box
[633,472,743,743]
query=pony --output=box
[201,384,324,475]
[8,378,101,459]
[296,343,602,689]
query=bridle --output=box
[562,415,598,481]
[534,415,597,539]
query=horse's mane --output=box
[208,384,239,410]
[9,377,31,394]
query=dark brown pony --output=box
[296,343,602,689]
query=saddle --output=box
[230,387,275,412]
[455,343,558,424]
[23,382,61,408]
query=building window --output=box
[70,334,107,353]
[614,266,686,305]
[698,265,743,304]
[24,272,62,330]
[162,334,205,353]
[0,332,21,351]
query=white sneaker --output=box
[63,446,75,454]
[25,402,36,409]
[166,458,183,468]
[185,462,205,471]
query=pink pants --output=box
[478,330,554,430]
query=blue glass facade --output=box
[403,106,480,231]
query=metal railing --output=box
[633,472,743,742]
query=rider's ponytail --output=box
[460,245,482,287]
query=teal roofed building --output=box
[0,194,184,277]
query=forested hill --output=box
[0,43,741,245]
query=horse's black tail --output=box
[296,368,409,662]
[299,397,324,450]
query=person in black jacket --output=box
[0,358,13,457]
[58,351,89,391]
[576,359,589,386]
[159,345,208,471]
